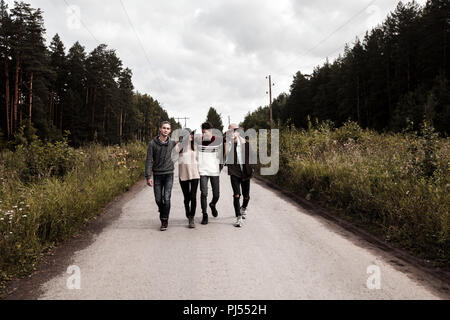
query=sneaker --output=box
[235,216,243,228]
[201,214,209,225]
[160,220,168,231]
[240,207,248,219]
[188,217,196,229]
[210,203,218,218]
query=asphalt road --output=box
[8,168,448,300]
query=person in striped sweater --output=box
[197,122,225,225]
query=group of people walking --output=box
[145,121,255,231]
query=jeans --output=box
[230,175,250,217]
[200,176,220,215]
[180,179,199,218]
[153,173,174,221]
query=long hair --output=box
[180,131,195,153]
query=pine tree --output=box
[206,107,224,131]
[0,0,11,136]
[49,34,67,132]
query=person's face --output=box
[202,129,212,140]
[227,128,239,140]
[160,124,171,137]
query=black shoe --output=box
[188,217,196,229]
[209,203,218,218]
[160,220,168,231]
[201,214,209,225]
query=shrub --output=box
[0,140,147,287]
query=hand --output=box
[147,179,153,187]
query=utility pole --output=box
[228,116,231,127]
[266,75,275,128]
[175,117,190,128]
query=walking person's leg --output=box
[187,179,199,228]
[190,179,199,217]
[180,179,191,219]
[162,173,174,219]
[159,174,173,231]
[241,179,251,219]
[230,175,243,227]
[153,175,167,230]
[200,176,210,225]
[209,176,220,218]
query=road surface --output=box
[6,168,448,300]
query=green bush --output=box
[0,140,147,286]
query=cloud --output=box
[24,0,423,131]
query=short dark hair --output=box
[201,122,213,130]
[160,121,171,128]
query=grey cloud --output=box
[26,0,419,131]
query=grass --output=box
[0,140,147,288]
[261,120,449,266]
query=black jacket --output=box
[226,139,256,180]
[145,136,177,178]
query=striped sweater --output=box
[197,136,223,177]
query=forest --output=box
[0,0,179,148]
[242,0,449,135]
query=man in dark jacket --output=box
[225,124,256,228]
[145,121,177,231]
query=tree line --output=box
[0,1,179,148]
[242,0,449,135]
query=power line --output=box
[62,0,100,44]
[118,0,164,93]
[276,0,378,73]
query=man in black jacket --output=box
[145,121,177,231]
[225,124,256,228]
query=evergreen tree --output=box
[206,107,224,131]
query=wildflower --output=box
[22,215,27,218]
[0,218,4,221]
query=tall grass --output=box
[0,139,147,286]
[264,120,449,266]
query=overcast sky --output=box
[21,0,426,131]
